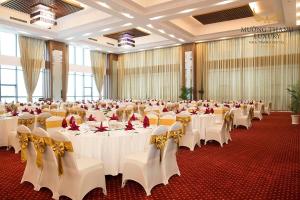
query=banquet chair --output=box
[49,131,107,200]
[264,102,272,115]
[177,114,200,151]
[160,111,176,117]
[122,126,166,196]
[19,125,41,190]
[36,112,52,130]
[66,114,82,124]
[46,116,64,134]
[50,109,67,118]
[159,114,176,127]
[32,127,60,199]
[204,112,232,147]
[253,103,263,120]
[161,122,181,185]
[147,113,159,126]
[8,113,35,153]
[233,108,252,129]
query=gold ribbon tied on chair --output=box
[176,116,191,134]
[37,117,47,129]
[125,109,133,121]
[150,133,167,161]
[116,109,124,120]
[18,118,35,128]
[167,129,183,146]
[51,140,74,176]
[18,132,31,162]
[32,135,53,169]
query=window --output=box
[69,45,75,65]
[75,47,83,65]
[0,32,16,56]
[84,48,91,66]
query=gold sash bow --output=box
[176,116,191,134]
[32,135,53,169]
[37,117,47,129]
[150,133,167,161]
[167,129,183,146]
[18,132,31,162]
[18,118,35,128]
[51,140,74,176]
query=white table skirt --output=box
[0,116,18,147]
[61,126,152,176]
[191,114,216,140]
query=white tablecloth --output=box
[61,124,153,176]
[191,114,216,140]
[0,116,18,147]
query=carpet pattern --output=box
[0,112,299,200]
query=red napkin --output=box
[22,108,29,112]
[182,107,186,111]
[95,122,108,132]
[143,116,150,128]
[149,103,152,106]
[88,114,96,121]
[69,116,75,124]
[224,104,230,108]
[191,110,197,115]
[116,105,119,109]
[30,110,35,115]
[125,120,135,130]
[35,108,42,114]
[62,118,68,128]
[130,114,137,121]
[235,104,241,108]
[204,108,210,114]
[95,105,100,110]
[110,114,119,121]
[156,102,160,106]
[176,110,181,114]
[214,103,219,107]
[20,103,24,106]
[11,111,19,116]
[68,121,80,131]
[6,107,12,112]
[210,108,214,114]
[161,102,164,105]
[162,107,168,112]
[84,105,88,110]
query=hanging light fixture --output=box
[118,33,135,48]
[30,3,56,28]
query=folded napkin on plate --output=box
[87,114,96,121]
[62,118,68,128]
[176,110,181,114]
[191,110,197,115]
[143,116,150,128]
[22,108,29,112]
[235,104,241,108]
[181,107,186,111]
[35,108,42,114]
[115,105,119,109]
[205,108,214,114]
[95,122,108,132]
[110,114,119,121]
[30,110,35,115]
[69,116,75,124]
[156,102,160,106]
[162,107,168,112]
[6,108,12,112]
[94,105,100,110]
[125,120,135,131]
[11,111,19,116]
[130,114,138,121]
[224,104,230,108]
[68,121,80,131]
[214,103,219,107]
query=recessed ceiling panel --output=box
[131,0,173,8]
[1,0,83,19]
[193,5,254,25]
[104,28,150,40]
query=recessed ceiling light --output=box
[297,12,300,17]
[196,40,204,43]
[158,29,165,34]
[122,23,132,27]
[178,8,196,14]
[101,28,111,32]
[107,51,112,53]
[66,37,74,40]
[173,43,180,46]
[178,38,185,42]
[297,3,300,8]
[169,34,175,38]
[149,15,165,20]
[121,12,134,19]
[219,37,230,40]
[297,20,300,25]
[215,0,235,6]
[82,32,91,36]
[41,36,53,39]
[146,24,154,29]
[136,27,151,34]
[97,2,111,9]
[18,31,30,35]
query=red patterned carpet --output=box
[0,112,299,200]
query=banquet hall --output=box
[0,0,299,199]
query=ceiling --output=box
[0,0,299,54]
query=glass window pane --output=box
[84,49,91,66]
[92,79,99,98]
[17,97,27,103]
[1,85,16,96]
[75,47,83,65]
[33,71,43,97]
[0,32,16,56]
[84,75,92,87]
[69,45,75,65]
[67,73,75,96]
[17,70,27,97]
[1,97,16,103]
[75,73,83,97]
[1,68,16,84]
[84,88,92,96]
[17,35,20,57]
[67,96,75,102]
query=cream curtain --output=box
[90,51,106,96]
[19,36,45,102]
[117,46,182,101]
[196,31,300,110]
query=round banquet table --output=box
[191,114,216,140]
[0,116,18,147]
[61,125,153,176]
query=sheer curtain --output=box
[19,36,45,102]
[196,31,300,110]
[117,46,182,100]
[90,51,106,96]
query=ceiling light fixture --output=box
[297,12,300,17]
[136,27,151,34]
[297,2,300,8]
[118,33,135,49]
[149,15,165,20]
[146,24,154,28]
[97,2,111,9]
[82,32,92,36]
[41,36,53,39]
[18,31,30,35]
[215,0,235,6]
[121,12,134,19]
[30,3,56,28]
[297,20,300,25]
[158,29,165,33]
[101,28,111,32]
[122,23,132,27]
[169,34,175,38]
[66,37,74,40]
[178,38,185,42]
[178,8,196,14]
